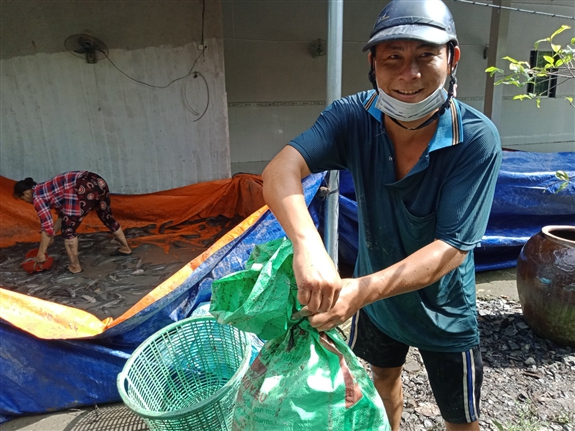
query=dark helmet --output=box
[363,0,458,52]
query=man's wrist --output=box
[355,273,389,306]
[290,229,324,251]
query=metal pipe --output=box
[324,0,344,267]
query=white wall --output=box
[493,0,575,152]
[223,0,575,174]
[0,1,230,194]
[3,1,571,187]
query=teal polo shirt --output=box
[289,90,502,352]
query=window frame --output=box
[526,50,558,98]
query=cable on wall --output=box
[99,47,205,90]
[186,72,210,122]
[452,0,575,20]
[69,0,210,118]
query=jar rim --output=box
[542,225,575,248]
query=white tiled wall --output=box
[229,102,325,174]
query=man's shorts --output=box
[349,308,483,424]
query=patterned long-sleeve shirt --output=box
[32,171,87,236]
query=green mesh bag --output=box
[210,238,391,431]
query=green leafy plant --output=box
[554,170,573,193]
[491,403,574,430]
[491,400,547,431]
[486,26,574,193]
[551,408,574,426]
[485,25,574,108]
[544,170,574,193]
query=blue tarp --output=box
[330,151,575,272]
[1,151,574,423]
[0,173,325,423]
[475,151,575,270]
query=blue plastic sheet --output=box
[0,323,132,421]
[2,151,574,422]
[329,151,575,272]
[476,151,574,271]
[0,173,325,423]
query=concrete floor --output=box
[475,267,518,301]
[0,268,520,431]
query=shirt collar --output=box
[363,90,464,151]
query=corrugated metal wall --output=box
[0,1,230,194]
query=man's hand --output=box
[292,243,342,313]
[308,278,366,332]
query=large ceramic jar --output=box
[516,225,575,347]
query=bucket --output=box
[20,249,54,273]
[117,316,252,431]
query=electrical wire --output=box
[182,0,210,119]
[453,0,575,20]
[98,47,205,89]
[200,0,206,52]
[96,0,207,89]
[182,71,210,120]
[183,73,201,116]
[64,0,210,119]
[189,72,210,122]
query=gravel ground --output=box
[395,297,575,431]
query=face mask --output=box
[375,86,448,122]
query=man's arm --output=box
[310,239,468,331]
[262,146,342,313]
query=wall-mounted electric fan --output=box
[64,34,108,64]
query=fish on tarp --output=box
[81,294,97,303]
[0,228,199,320]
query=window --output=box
[527,50,558,98]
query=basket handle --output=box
[116,371,129,400]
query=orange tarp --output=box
[0,174,267,339]
[0,174,265,250]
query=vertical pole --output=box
[324,0,344,267]
[484,0,510,128]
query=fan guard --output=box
[64,34,108,63]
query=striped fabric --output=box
[462,349,478,422]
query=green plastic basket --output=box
[117,316,252,431]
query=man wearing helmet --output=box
[262,0,502,429]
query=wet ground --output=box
[0,219,236,320]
